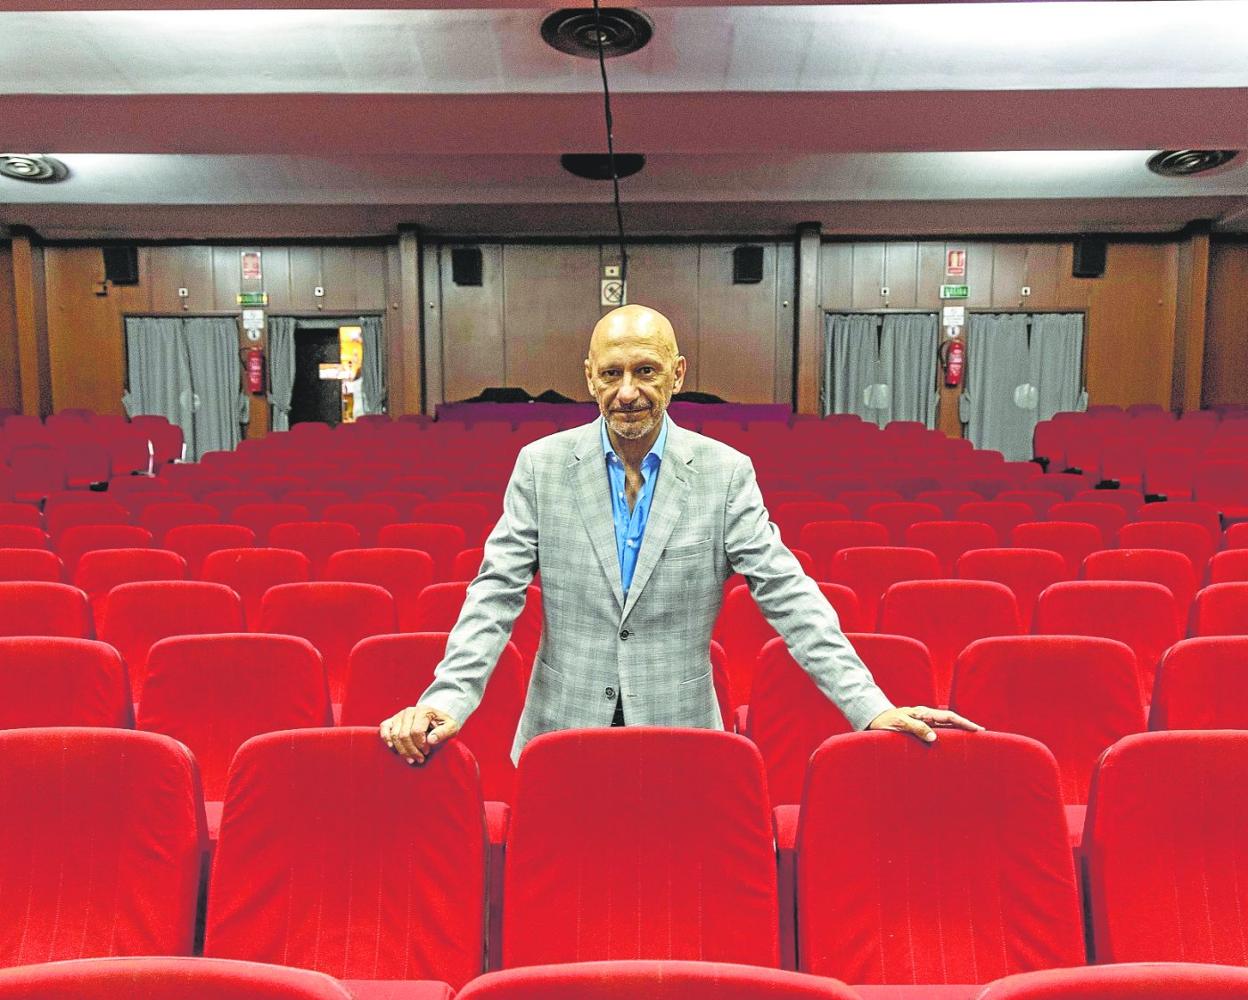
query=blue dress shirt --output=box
[601,415,668,597]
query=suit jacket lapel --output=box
[621,423,693,623]
[569,422,625,613]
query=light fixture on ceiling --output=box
[540,8,653,59]
[560,153,645,180]
[0,154,70,183]
[1146,150,1240,177]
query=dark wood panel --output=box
[442,243,505,402]
[385,243,408,415]
[502,244,600,400]
[990,243,1028,309]
[819,242,853,309]
[883,242,918,309]
[44,247,127,416]
[962,241,995,308]
[144,246,184,313]
[355,247,388,310]
[916,242,946,308]
[288,246,322,313]
[0,245,19,411]
[619,243,701,391]
[320,246,356,311]
[179,246,215,314]
[1020,242,1061,310]
[850,243,886,309]
[697,242,778,403]
[774,241,795,405]
[1205,242,1248,407]
[260,246,293,313]
[211,246,239,311]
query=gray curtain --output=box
[827,313,887,424]
[183,317,247,459]
[882,313,939,428]
[360,315,387,416]
[960,313,1033,459]
[122,316,195,447]
[267,316,297,431]
[1031,313,1088,420]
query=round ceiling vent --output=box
[1147,149,1240,177]
[561,153,646,180]
[541,8,653,59]
[0,154,69,183]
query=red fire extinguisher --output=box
[940,339,965,388]
[245,347,265,394]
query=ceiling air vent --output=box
[541,8,653,59]
[0,154,69,183]
[560,153,645,180]
[1146,149,1240,177]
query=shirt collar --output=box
[600,413,668,468]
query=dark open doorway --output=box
[290,328,342,426]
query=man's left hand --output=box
[867,705,984,743]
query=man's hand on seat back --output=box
[379,704,461,765]
[867,705,984,743]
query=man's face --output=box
[585,324,686,442]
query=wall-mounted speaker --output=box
[451,246,483,286]
[732,245,765,284]
[102,245,139,285]
[1072,237,1107,279]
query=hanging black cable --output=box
[590,0,629,285]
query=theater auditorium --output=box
[0,1,1247,997]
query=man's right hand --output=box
[379,704,461,765]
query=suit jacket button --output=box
[619,629,630,640]
[605,687,615,699]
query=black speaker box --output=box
[732,245,765,284]
[1072,237,1107,279]
[102,245,139,285]
[451,247,483,286]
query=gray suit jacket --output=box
[419,418,894,762]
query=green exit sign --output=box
[237,291,268,306]
[940,284,969,299]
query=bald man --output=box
[381,304,979,765]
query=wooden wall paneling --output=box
[260,247,293,313]
[44,247,126,417]
[1017,243,1059,309]
[441,243,505,404]
[12,236,50,416]
[178,246,216,314]
[773,241,796,406]
[144,247,184,313]
[1083,242,1179,408]
[502,244,600,400]
[355,247,388,311]
[0,245,20,411]
[320,246,356,312]
[211,247,241,312]
[400,229,426,415]
[916,243,946,308]
[613,243,701,390]
[696,242,778,404]
[288,246,322,313]
[883,241,918,309]
[384,244,406,415]
[818,242,854,310]
[795,225,822,414]
[961,241,995,308]
[990,243,1028,309]
[1203,241,1248,407]
[850,243,886,310]
[1170,232,1209,413]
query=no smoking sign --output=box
[601,279,627,307]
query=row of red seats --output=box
[2,724,1245,996]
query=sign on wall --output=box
[945,249,966,277]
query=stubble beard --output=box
[608,404,663,441]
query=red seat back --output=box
[1193,583,1248,637]
[772,502,851,545]
[320,502,400,547]
[1150,636,1248,730]
[0,582,90,638]
[864,502,944,545]
[200,547,310,627]
[267,521,362,578]
[1118,520,1216,578]
[322,547,435,629]
[976,963,1248,1000]
[1010,521,1103,576]
[904,519,998,575]
[1082,548,1197,632]
[0,548,63,582]
[164,523,256,577]
[57,524,153,575]
[957,501,1034,541]
[229,502,311,545]
[378,522,468,581]
[826,546,941,628]
[0,637,131,728]
[406,581,542,674]
[74,547,187,632]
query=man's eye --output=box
[638,367,655,376]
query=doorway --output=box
[290,328,344,426]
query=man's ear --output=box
[672,355,687,393]
[584,358,597,398]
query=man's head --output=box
[585,304,687,444]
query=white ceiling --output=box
[1,0,1246,239]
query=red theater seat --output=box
[915,490,985,519]
[136,502,221,542]
[0,728,205,966]
[0,503,42,528]
[229,502,311,544]
[0,636,132,728]
[454,961,859,1000]
[1082,547,1197,632]
[713,582,863,710]
[798,521,890,580]
[204,730,485,990]
[956,548,1070,631]
[1118,520,1216,578]
[0,548,63,582]
[0,525,49,550]
[994,490,1065,518]
[835,490,903,519]
[45,501,131,541]
[74,547,187,632]
[405,581,542,672]
[951,635,1144,843]
[976,963,1248,1000]
[450,546,485,581]
[256,582,397,701]
[1084,731,1248,964]
[410,501,494,547]
[0,581,90,638]
[378,522,468,581]
[1210,549,1248,583]
[826,546,941,628]
[878,579,1022,705]
[1010,521,1103,576]
[200,547,310,627]
[0,957,365,1000]
[1192,582,1248,636]
[796,731,1083,985]
[100,581,243,699]
[1034,580,1179,699]
[138,634,332,837]
[321,501,400,546]
[323,547,435,627]
[1150,636,1248,730]
[957,501,1034,541]
[268,521,362,578]
[164,523,256,577]
[772,502,852,545]
[865,501,944,545]
[57,524,153,575]
[503,729,778,969]
[904,520,998,575]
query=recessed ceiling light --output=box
[1146,150,1240,178]
[540,8,653,59]
[560,153,645,180]
[0,154,70,183]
